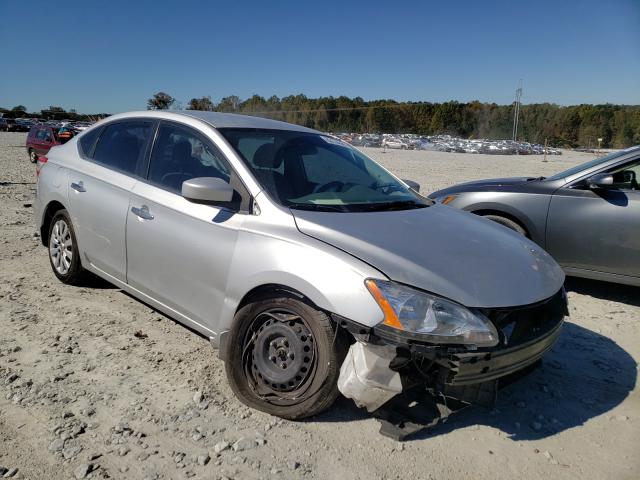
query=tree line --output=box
[4,94,639,148]
[148,92,640,148]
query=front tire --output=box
[224,294,347,420]
[29,149,37,163]
[482,214,528,236]
[48,210,86,284]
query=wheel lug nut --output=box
[288,353,294,359]
[269,356,276,362]
[270,341,276,348]
[283,340,289,347]
[280,362,286,368]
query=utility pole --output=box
[512,79,523,141]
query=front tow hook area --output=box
[337,340,541,441]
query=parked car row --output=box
[332,132,562,155]
[0,118,36,132]
[1,117,96,134]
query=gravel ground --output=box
[0,131,638,480]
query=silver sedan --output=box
[35,111,566,420]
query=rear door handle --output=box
[131,206,154,220]
[70,181,86,192]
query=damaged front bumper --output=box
[335,288,567,413]
[443,318,562,386]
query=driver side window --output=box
[148,122,231,194]
[607,159,640,191]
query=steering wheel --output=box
[160,172,193,191]
[315,181,345,193]
[371,182,404,195]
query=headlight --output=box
[434,194,458,205]
[365,279,498,347]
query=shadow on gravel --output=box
[565,277,640,307]
[82,273,118,289]
[314,322,637,442]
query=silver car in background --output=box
[35,111,567,420]
[429,147,640,287]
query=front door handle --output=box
[131,205,154,220]
[70,181,86,192]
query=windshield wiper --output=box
[358,200,427,212]
[527,176,546,181]
[288,203,349,213]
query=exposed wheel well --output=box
[471,209,530,237]
[235,284,307,314]
[234,284,358,340]
[40,201,66,246]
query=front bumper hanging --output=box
[334,288,567,440]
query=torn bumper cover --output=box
[336,288,567,412]
[337,342,402,412]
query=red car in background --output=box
[26,125,74,163]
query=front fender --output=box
[219,229,386,333]
[452,192,549,246]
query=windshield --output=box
[547,147,640,181]
[219,128,429,212]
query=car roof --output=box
[180,110,318,133]
[105,110,319,134]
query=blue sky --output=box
[1,0,639,113]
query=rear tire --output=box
[48,209,86,285]
[224,294,347,420]
[29,149,37,163]
[482,214,527,236]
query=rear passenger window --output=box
[36,129,53,142]
[78,127,102,159]
[148,122,231,194]
[92,121,153,175]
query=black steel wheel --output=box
[224,294,347,419]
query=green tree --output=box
[187,96,215,111]
[147,92,175,110]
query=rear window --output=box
[92,121,153,176]
[78,127,102,159]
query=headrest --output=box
[252,143,281,168]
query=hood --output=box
[429,177,531,198]
[292,205,564,308]
[457,177,531,187]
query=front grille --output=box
[482,288,567,348]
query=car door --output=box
[546,157,640,278]
[67,119,155,281]
[125,121,248,332]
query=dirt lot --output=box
[0,131,638,480]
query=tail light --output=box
[36,156,48,177]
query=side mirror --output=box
[403,179,421,192]
[587,173,614,189]
[182,177,234,203]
